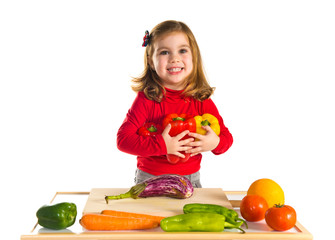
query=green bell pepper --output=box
[160,213,245,232]
[36,202,77,230]
[183,203,248,228]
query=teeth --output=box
[168,68,182,72]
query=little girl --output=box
[117,20,233,187]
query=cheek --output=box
[156,57,168,71]
[186,58,193,71]
[184,55,193,68]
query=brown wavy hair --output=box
[132,20,215,102]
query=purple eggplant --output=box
[105,174,193,203]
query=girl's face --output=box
[150,32,193,90]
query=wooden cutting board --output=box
[83,188,232,217]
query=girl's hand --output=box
[185,125,220,156]
[161,124,194,158]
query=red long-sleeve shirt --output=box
[117,88,233,175]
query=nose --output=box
[170,52,181,63]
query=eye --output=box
[179,48,188,54]
[159,50,169,55]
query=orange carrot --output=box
[80,214,160,231]
[101,210,165,223]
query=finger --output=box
[186,140,201,147]
[186,147,202,156]
[202,125,214,134]
[176,152,185,158]
[190,152,200,157]
[179,138,194,146]
[179,146,193,152]
[162,124,171,136]
[169,152,185,159]
[186,146,202,154]
[175,130,190,140]
[188,132,204,139]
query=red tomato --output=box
[240,195,269,222]
[265,204,297,231]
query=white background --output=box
[1,1,334,239]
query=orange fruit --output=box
[247,178,285,208]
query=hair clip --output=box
[142,30,150,47]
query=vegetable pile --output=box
[35,177,298,233]
[240,178,297,231]
[139,113,220,164]
[92,174,246,232]
[79,205,246,232]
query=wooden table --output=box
[20,190,313,240]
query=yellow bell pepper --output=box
[194,113,220,136]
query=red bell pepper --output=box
[138,123,162,136]
[162,113,196,164]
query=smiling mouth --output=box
[168,67,183,72]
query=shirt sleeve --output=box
[201,98,233,155]
[117,92,167,157]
